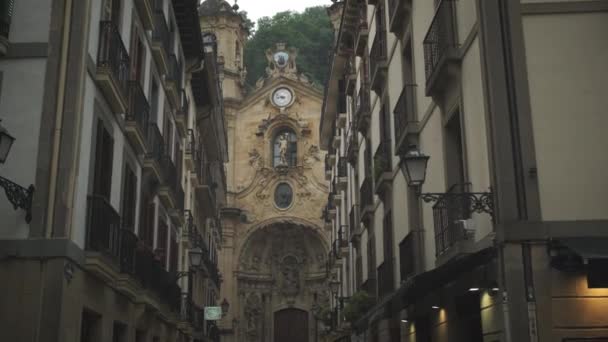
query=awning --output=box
[559,238,608,260]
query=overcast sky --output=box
[236,0,332,25]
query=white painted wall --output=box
[523,12,608,221]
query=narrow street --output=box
[0,0,608,342]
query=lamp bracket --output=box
[0,176,34,223]
[419,191,494,218]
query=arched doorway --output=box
[274,308,308,342]
[236,222,330,342]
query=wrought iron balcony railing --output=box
[370,29,387,92]
[146,123,165,160]
[86,195,121,259]
[337,157,347,178]
[127,81,150,137]
[355,86,371,133]
[160,155,185,210]
[373,140,392,185]
[377,259,395,297]
[429,183,490,256]
[360,177,374,211]
[97,21,130,97]
[337,225,349,248]
[1,0,14,39]
[394,84,417,154]
[152,7,171,53]
[119,229,138,274]
[423,0,458,84]
[399,234,415,282]
[167,54,182,86]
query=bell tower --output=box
[198,0,250,101]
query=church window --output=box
[272,128,297,167]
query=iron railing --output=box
[360,177,373,210]
[181,294,194,323]
[377,259,395,297]
[119,229,138,274]
[146,123,165,159]
[337,225,349,248]
[338,157,347,178]
[134,247,182,313]
[177,89,189,120]
[373,140,392,184]
[349,205,358,238]
[432,183,474,256]
[356,87,371,132]
[394,84,417,152]
[152,5,171,53]
[186,129,197,156]
[85,195,121,259]
[423,0,457,81]
[0,0,14,38]
[97,21,130,96]
[160,155,184,210]
[399,234,415,281]
[167,54,182,86]
[127,81,150,140]
[369,29,387,80]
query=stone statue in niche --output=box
[280,255,301,297]
[277,133,289,165]
[244,294,263,341]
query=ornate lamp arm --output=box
[419,191,494,218]
[0,176,34,223]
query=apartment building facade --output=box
[321,0,608,341]
[0,0,227,341]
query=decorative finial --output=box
[232,0,239,11]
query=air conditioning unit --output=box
[454,219,476,240]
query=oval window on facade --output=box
[274,183,293,209]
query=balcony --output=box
[349,205,360,242]
[355,87,371,134]
[369,30,387,94]
[393,84,417,155]
[354,5,368,58]
[151,7,171,75]
[360,177,374,224]
[95,21,130,114]
[377,259,395,298]
[125,81,150,154]
[165,54,182,108]
[133,0,155,30]
[158,155,185,213]
[330,187,342,207]
[324,153,333,181]
[337,225,349,251]
[194,160,218,220]
[0,0,14,56]
[337,157,348,191]
[174,89,189,135]
[134,247,181,312]
[143,123,165,183]
[346,124,359,166]
[388,0,412,34]
[433,184,476,257]
[184,129,197,171]
[332,132,342,150]
[399,234,415,282]
[373,140,392,195]
[423,0,459,96]
[85,195,121,281]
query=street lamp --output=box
[328,277,340,297]
[399,145,494,218]
[399,145,429,191]
[221,298,230,317]
[0,120,35,223]
[189,247,204,269]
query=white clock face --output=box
[272,88,293,107]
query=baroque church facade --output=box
[199,2,331,341]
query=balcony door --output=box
[274,308,308,342]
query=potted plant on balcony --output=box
[342,290,374,325]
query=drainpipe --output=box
[45,0,74,237]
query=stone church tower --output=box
[199,2,330,342]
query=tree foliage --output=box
[244,7,334,88]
